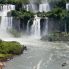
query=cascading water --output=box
[0,4,15,38]
[31,15,41,39]
[26,0,50,39]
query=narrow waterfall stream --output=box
[31,15,41,39]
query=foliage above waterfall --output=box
[0,0,66,4]
[46,8,69,20]
[54,0,66,9]
[37,0,69,20]
[37,8,69,20]
[11,10,34,19]
[0,0,29,4]
[46,0,69,20]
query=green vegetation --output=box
[48,32,69,41]
[0,0,29,4]
[46,8,68,19]
[42,32,69,41]
[0,54,13,61]
[54,0,66,9]
[11,10,34,19]
[0,40,26,61]
[37,0,68,19]
[0,0,66,4]
[11,10,34,25]
[37,8,69,20]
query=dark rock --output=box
[24,46,27,50]
[62,62,67,67]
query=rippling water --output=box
[2,37,69,69]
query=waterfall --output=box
[39,3,50,12]
[66,3,69,10]
[28,0,50,12]
[26,4,29,11]
[30,3,38,12]
[31,15,41,39]
[29,0,36,12]
[39,0,50,12]
[0,4,15,38]
[26,0,50,39]
[27,20,30,34]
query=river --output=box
[2,37,69,69]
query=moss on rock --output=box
[0,40,27,61]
